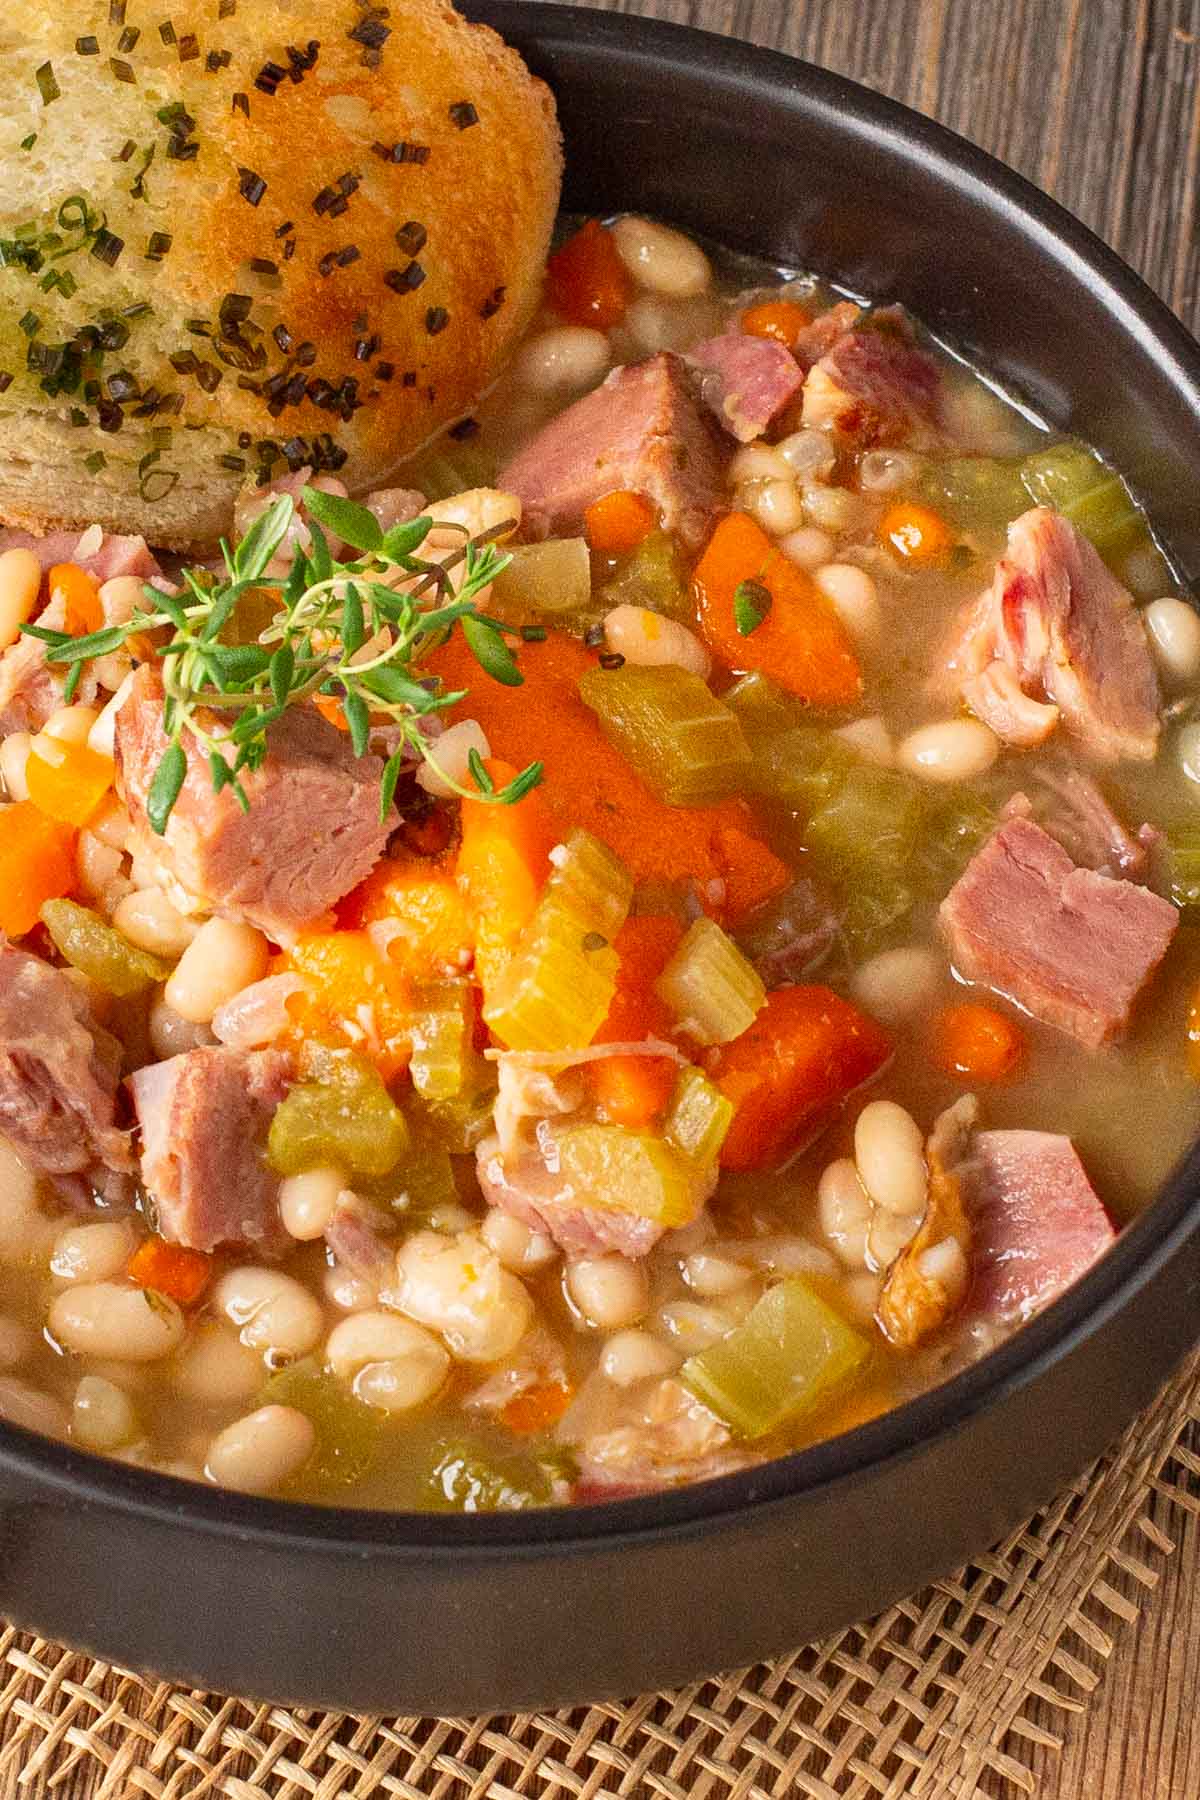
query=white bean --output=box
[0,732,31,803]
[839,1271,883,1326]
[917,1235,970,1302]
[814,563,881,639]
[165,918,270,1024]
[172,1321,264,1406]
[601,1329,678,1386]
[279,1166,344,1242]
[205,1404,315,1495]
[324,1265,380,1313]
[325,1310,449,1413]
[426,487,521,551]
[683,1252,751,1297]
[779,525,836,570]
[565,1255,649,1330]
[43,704,100,747]
[213,1267,324,1361]
[0,548,41,651]
[817,1158,872,1269]
[625,295,690,354]
[418,719,491,797]
[88,794,131,850]
[50,1218,138,1285]
[743,477,805,538]
[858,448,923,494]
[97,574,144,626]
[72,1375,138,1452]
[603,604,711,677]
[1178,720,1200,785]
[49,1282,185,1361]
[0,1377,68,1437]
[610,215,711,297]
[656,1299,735,1353]
[836,717,893,765]
[75,830,125,907]
[851,945,944,1026]
[480,1208,559,1272]
[86,674,135,760]
[897,718,999,783]
[112,888,197,958]
[0,1138,50,1265]
[1144,597,1200,683]
[728,442,792,487]
[868,1207,922,1270]
[854,1100,928,1217]
[513,325,610,394]
[148,996,216,1061]
[803,483,869,532]
[776,429,836,481]
[390,1230,533,1362]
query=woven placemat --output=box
[0,1352,1198,1800]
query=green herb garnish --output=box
[25,488,543,831]
[733,577,771,636]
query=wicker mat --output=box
[0,1354,1198,1800]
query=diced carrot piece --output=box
[313,693,349,732]
[714,825,791,924]
[1188,986,1200,1079]
[341,856,473,979]
[48,563,103,636]
[713,984,891,1170]
[878,501,954,567]
[588,914,683,1128]
[932,1001,1026,1083]
[740,298,812,347]
[26,737,114,827]
[545,218,631,330]
[278,931,414,1080]
[0,802,76,936]
[501,1380,574,1435]
[584,490,658,556]
[693,512,862,706]
[457,758,556,992]
[126,1237,213,1307]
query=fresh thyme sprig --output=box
[23,486,544,833]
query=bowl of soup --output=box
[0,0,1197,1715]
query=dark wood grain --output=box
[541,3,1200,1795]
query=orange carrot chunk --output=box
[714,825,791,925]
[693,512,861,707]
[546,219,631,330]
[127,1237,214,1307]
[740,298,812,347]
[26,737,114,827]
[501,1380,574,1435]
[457,758,556,993]
[933,1001,1026,1083]
[341,855,473,979]
[48,563,103,636]
[587,914,684,1128]
[878,501,954,567]
[713,984,891,1171]
[0,802,76,937]
[584,489,658,556]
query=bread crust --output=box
[0,0,562,547]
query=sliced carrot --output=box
[0,802,76,936]
[313,693,349,732]
[932,1001,1026,1083]
[501,1380,574,1436]
[740,298,812,347]
[341,855,473,978]
[457,758,556,992]
[26,737,113,827]
[278,931,413,1080]
[126,1237,213,1307]
[713,984,891,1171]
[48,563,103,636]
[588,914,684,1128]
[878,501,954,567]
[545,219,631,330]
[714,825,791,924]
[584,489,657,556]
[693,511,861,706]
[1189,986,1200,1079]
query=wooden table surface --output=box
[540,1,1200,1795]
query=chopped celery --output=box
[553,1122,704,1229]
[596,529,691,621]
[804,765,925,954]
[722,671,796,741]
[1020,442,1142,559]
[40,898,174,997]
[919,455,1028,531]
[655,917,765,1046]
[408,979,473,1101]
[426,1436,555,1511]
[541,827,634,942]
[268,1051,409,1178]
[579,663,752,806]
[919,784,998,887]
[682,1277,869,1439]
[399,440,496,501]
[749,726,857,813]
[490,538,594,625]
[260,1357,385,1490]
[360,1124,460,1221]
[414,1075,499,1153]
[664,1066,734,1168]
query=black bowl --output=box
[3,3,1200,1716]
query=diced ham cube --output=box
[128,1046,291,1254]
[791,300,862,370]
[939,817,1178,1049]
[497,352,725,549]
[801,306,941,443]
[0,944,133,1178]
[686,333,804,442]
[114,666,396,941]
[0,592,100,734]
[947,507,1160,762]
[966,1129,1117,1324]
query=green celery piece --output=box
[267,1052,409,1178]
[1019,442,1142,558]
[919,455,1028,530]
[579,663,752,806]
[260,1357,387,1491]
[749,725,858,813]
[540,827,633,942]
[722,671,797,741]
[490,539,594,625]
[664,1066,734,1168]
[596,529,692,621]
[804,764,925,954]
[40,898,174,996]
[409,979,473,1101]
[414,1075,499,1153]
[553,1122,703,1229]
[919,784,998,889]
[426,1437,555,1512]
[654,916,766,1046]
[682,1277,869,1439]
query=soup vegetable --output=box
[0,213,1195,1509]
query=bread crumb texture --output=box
[0,0,562,546]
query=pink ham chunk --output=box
[686,333,803,441]
[801,306,941,444]
[939,817,1177,1049]
[128,1046,290,1253]
[477,1135,664,1260]
[115,666,395,941]
[966,1130,1116,1325]
[946,507,1160,762]
[497,352,724,549]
